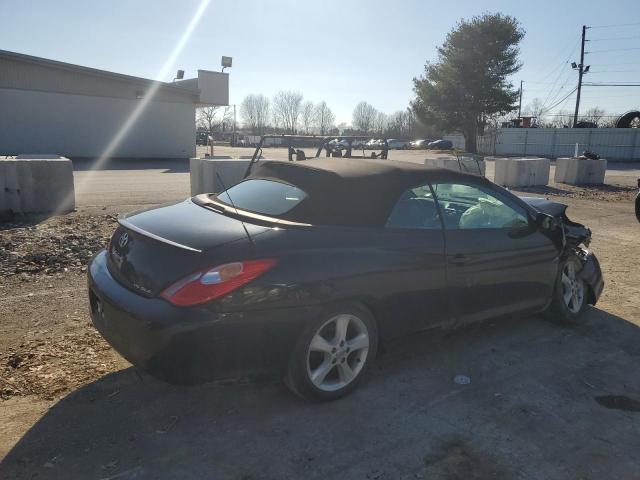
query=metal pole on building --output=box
[518,80,523,120]
[573,25,587,127]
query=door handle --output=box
[451,253,466,266]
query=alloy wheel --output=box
[306,314,370,392]
[561,261,585,314]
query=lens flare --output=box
[62,0,211,214]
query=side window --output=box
[385,184,442,230]
[432,183,529,230]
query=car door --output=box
[377,183,451,337]
[431,181,558,324]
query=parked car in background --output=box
[365,139,384,149]
[328,138,349,149]
[427,139,454,150]
[387,139,411,150]
[410,139,432,149]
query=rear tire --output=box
[285,303,378,402]
[545,254,588,323]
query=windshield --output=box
[215,179,307,216]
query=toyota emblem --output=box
[118,232,129,248]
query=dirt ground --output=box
[1,155,639,479]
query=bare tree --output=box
[196,106,220,136]
[581,107,606,127]
[386,110,418,137]
[523,98,546,125]
[299,101,315,134]
[240,94,270,134]
[314,101,335,135]
[374,111,388,135]
[352,101,378,133]
[272,91,303,134]
[220,106,234,132]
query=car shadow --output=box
[71,158,189,174]
[2,308,640,479]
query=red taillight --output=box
[160,259,277,307]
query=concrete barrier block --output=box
[554,157,607,185]
[190,157,250,195]
[422,156,486,176]
[0,157,74,215]
[494,157,550,187]
[189,158,204,196]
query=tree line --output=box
[239,92,336,135]
[197,93,435,140]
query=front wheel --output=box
[546,255,588,322]
[285,304,378,402]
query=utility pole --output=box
[517,80,523,120]
[573,25,587,127]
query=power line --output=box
[527,36,580,86]
[541,65,575,111]
[582,93,640,98]
[589,21,640,29]
[588,70,640,74]
[588,61,639,66]
[541,87,578,115]
[583,83,640,87]
[588,35,640,41]
[587,47,640,53]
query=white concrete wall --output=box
[0,88,196,158]
[478,128,640,161]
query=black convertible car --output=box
[89,157,603,401]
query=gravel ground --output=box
[0,213,123,401]
[0,214,116,277]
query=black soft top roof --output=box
[246,158,485,226]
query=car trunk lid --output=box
[107,199,269,297]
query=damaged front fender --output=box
[577,250,605,305]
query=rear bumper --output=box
[88,250,314,384]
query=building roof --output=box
[0,49,228,105]
[0,49,196,95]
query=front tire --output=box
[546,255,588,322]
[285,303,378,402]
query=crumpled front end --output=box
[520,196,602,304]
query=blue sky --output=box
[2,0,640,124]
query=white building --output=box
[0,49,228,159]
